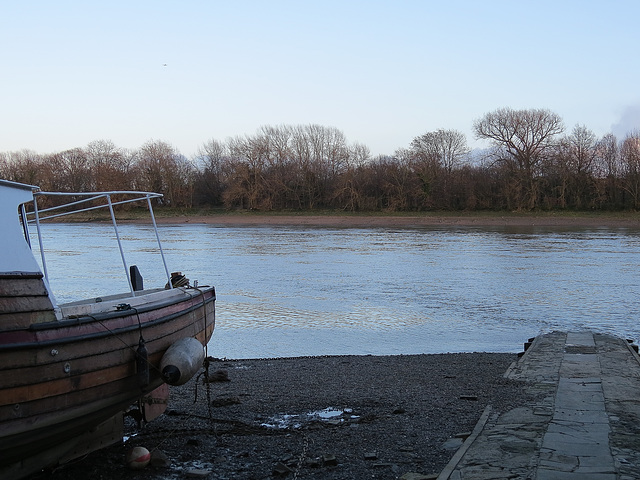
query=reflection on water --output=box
[30,223,640,358]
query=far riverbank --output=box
[142,212,640,228]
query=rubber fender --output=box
[160,337,205,386]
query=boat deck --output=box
[438,331,640,479]
[59,286,207,317]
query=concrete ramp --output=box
[438,331,640,479]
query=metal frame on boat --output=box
[0,179,216,479]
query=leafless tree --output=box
[195,139,229,206]
[0,150,45,186]
[49,148,92,192]
[386,149,426,210]
[590,134,621,208]
[408,129,470,207]
[620,131,640,209]
[225,134,270,209]
[134,140,195,207]
[410,129,469,174]
[348,143,371,169]
[289,125,350,208]
[594,134,620,179]
[551,125,598,208]
[259,125,297,209]
[85,140,133,192]
[6,118,640,212]
[562,125,597,176]
[0,153,7,179]
[473,107,564,209]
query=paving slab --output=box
[438,331,640,479]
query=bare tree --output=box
[620,131,640,209]
[225,134,271,209]
[594,134,620,179]
[195,139,229,206]
[290,125,350,208]
[0,150,45,186]
[551,125,597,208]
[49,148,92,192]
[348,143,371,169]
[259,125,296,209]
[85,140,133,191]
[410,129,469,174]
[134,140,194,206]
[409,129,469,208]
[7,119,638,212]
[387,149,427,210]
[563,125,597,176]
[0,153,7,179]
[591,134,621,208]
[473,107,564,209]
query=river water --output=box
[30,223,640,359]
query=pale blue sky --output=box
[2,1,639,158]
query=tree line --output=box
[2,108,639,212]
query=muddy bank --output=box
[32,352,532,480]
[144,213,640,228]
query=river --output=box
[31,222,640,359]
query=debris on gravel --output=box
[28,353,528,480]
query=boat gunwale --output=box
[0,287,215,352]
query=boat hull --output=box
[0,285,215,475]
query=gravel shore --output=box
[32,352,530,480]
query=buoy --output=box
[160,337,204,386]
[126,446,151,469]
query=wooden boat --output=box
[0,180,216,479]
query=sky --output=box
[2,0,639,159]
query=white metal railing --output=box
[22,190,173,297]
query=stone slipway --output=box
[438,331,640,479]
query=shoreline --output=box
[134,213,640,228]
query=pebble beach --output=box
[33,352,532,480]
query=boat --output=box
[0,179,216,479]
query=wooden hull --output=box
[0,284,215,474]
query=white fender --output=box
[160,337,204,386]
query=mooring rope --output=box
[84,288,215,452]
[190,285,214,421]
